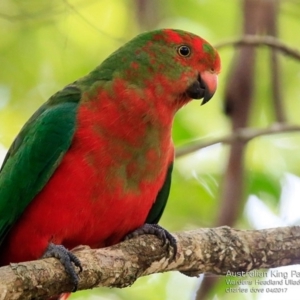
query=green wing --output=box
[0,85,81,244]
[145,163,173,224]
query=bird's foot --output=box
[43,243,83,292]
[125,223,177,260]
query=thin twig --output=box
[215,35,300,61]
[63,0,125,44]
[176,123,300,158]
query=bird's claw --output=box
[125,223,177,260]
[43,243,82,292]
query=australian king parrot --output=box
[0,29,220,298]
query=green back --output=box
[0,85,81,244]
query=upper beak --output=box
[199,70,218,105]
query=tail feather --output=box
[48,293,71,300]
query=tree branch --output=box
[176,123,300,158]
[215,35,300,61]
[197,2,264,297]
[265,0,286,123]
[1,226,300,300]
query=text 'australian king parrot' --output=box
[0,29,220,299]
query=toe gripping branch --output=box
[43,243,83,292]
[125,223,177,259]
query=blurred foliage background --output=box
[1,0,300,299]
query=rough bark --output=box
[0,226,300,300]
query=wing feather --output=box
[0,85,81,244]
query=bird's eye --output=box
[177,45,191,57]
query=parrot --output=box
[0,29,220,298]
